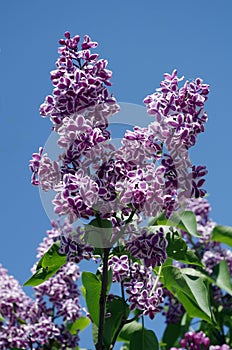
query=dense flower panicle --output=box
[126,228,167,268]
[0,264,34,327]
[57,113,110,154]
[144,69,209,150]
[107,256,163,319]
[124,262,163,319]
[34,261,81,320]
[40,32,119,127]
[170,331,210,350]
[32,219,84,322]
[31,59,209,229]
[0,260,80,349]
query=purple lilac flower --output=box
[40,32,119,127]
[29,148,61,191]
[144,70,209,150]
[59,226,93,263]
[209,345,230,350]
[26,316,61,344]
[108,255,130,282]
[32,220,83,324]
[0,259,80,349]
[106,255,164,319]
[162,288,185,324]
[202,248,232,275]
[124,262,163,319]
[185,198,216,243]
[118,126,162,165]
[126,228,167,268]
[115,163,177,219]
[0,269,34,328]
[170,331,210,350]
[31,67,209,229]
[57,113,111,172]
[31,33,210,242]
[53,169,99,222]
[183,199,232,276]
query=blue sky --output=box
[0,0,232,347]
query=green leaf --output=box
[119,322,159,350]
[92,322,98,346]
[182,266,232,296]
[129,329,159,350]
[24,243,66,286]
[67,316,91,335]
[103,296,130,347]
[149,211,199,237]
[166,231,203,266]
[82,272,101,326]
[85,218,113,247]
[119,321,144,341]
[176,211,198,237]
[161,313,192,349]
[161,322,181,349]
[211,225,232,247]
[212,260,232,295]
[162,266,213,323]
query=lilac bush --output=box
[4,31,230,349]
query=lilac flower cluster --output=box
[171,331,230,350]
[202,248,232,275]
[40,32,118,127]
[171,331,210,350]
[124,262,163,319]
[126,227,167,268]
[30,34,209,244]
[108,255,163,319]
[0,263,80,349]
[0,219,86,349]
[144,69,209,150]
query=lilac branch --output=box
[96,247,111,350]
[109,282,128,349]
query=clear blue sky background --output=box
[0,0,232,348]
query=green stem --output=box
[96,247,110,350]
[109,282,128,349]
[150,265,162,296]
